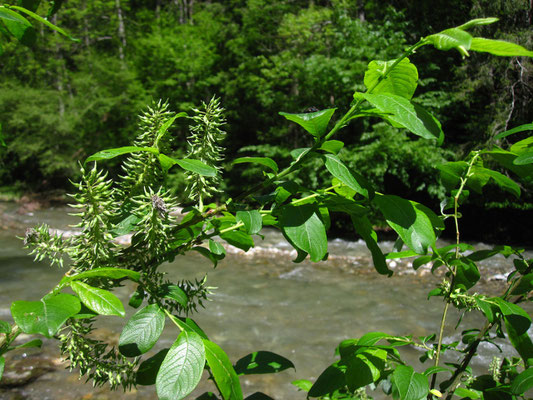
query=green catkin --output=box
[184,96,227,210]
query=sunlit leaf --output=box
[425,28,472,55]
[363,93,444,144]
[511,368,533,395]
[364,58,418,99]
[70,281,125,317]
[470,37,533,57]
[203,339,243,400]
[11,293,81,337]
[392,365,429,400]
[323,154,374,198]
[119,304,165,357]
[156,331,205,400]
[279,108,337,138]
[85,146,158,163]
[236,210,262,235]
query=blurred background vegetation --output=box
[0,0,532,242]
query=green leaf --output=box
[192,246,225,268]
[456,18,499,30]
[156,331,206,400]
[364,58,419,99]
[511,273,533,296]
[363,93,444,144]
[236,210,262,235]
[279,108,337,138]
[0,6,36,45]
[453,259,480,289]
[0,320,10,333]
[279,204,328,262]
[137,349,169,386]
[357,332,392,346]
[220,231,254,252]
[345,353,380,391]
[62,268,140,284]
[493,298,531,335]
[470,37,533,57]
[323,154,373,198]
[511,367,533,395]
[112,214,141,236]
[7,4,76,41]
[494,123,533,139]
[10,338,42,349]
[322,195,367,216]
[351,216,392,276]
[234,351,295,376]
[486,149,533,182]
[209,239,226,256]
[11,293,81,338]
[232,157,279,173]
[392,365,429,400]
[319,140,344,154]
[155,112,187,143]
[505,317,533,367]
[70,281,125,317]
[203,340,243,400]
[128,287,144,309]
[170,316,209,340]
[160,284,188,307]
[119,304,165,357]
[308,363,345,398]
[373,194,436,255]
[0,356,4,381]
[514,151,533,166]
[473,166,521,197]
[85,146,158,163]
[425,28,472,55]
[159,156,217,177]
[292,379,313,392]
[453,387,482,399]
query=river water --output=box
[0,203,526,400]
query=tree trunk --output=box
[115,0,126,62]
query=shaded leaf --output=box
[308,363,346,398]
[232,157,278,173]
[234,351,295,376]
[511,368,533,395]
[493,298,531,335]
[0,6,36,45]
[0,320,10,334]
[494,123,533,140]
[279,204,327,262]
[0,356,4,381]
[119,304,165,357]
[156,331,206,400]
[351,216,392,276]
[220,231,254,252]
[11,339,42,349]
[137,349,169,386]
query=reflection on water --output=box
[0,204,527,399]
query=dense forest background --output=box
[0,0,532,242]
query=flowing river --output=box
[0,202,527,400]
